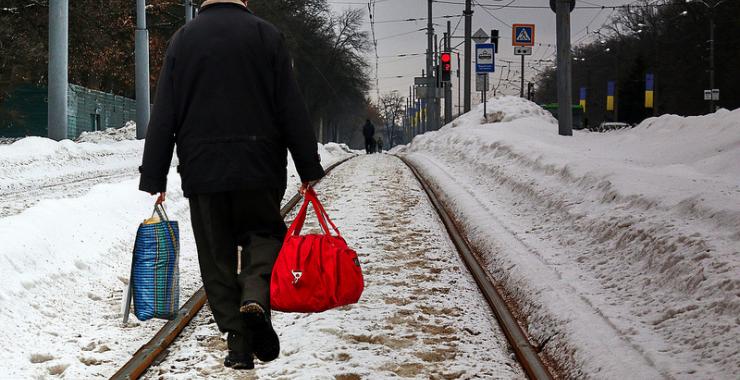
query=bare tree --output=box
[378,91,405,147]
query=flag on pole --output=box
[606,81,615,111]
[579,87,587,112]
[645,73,654,109]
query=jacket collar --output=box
[200,0,248,11]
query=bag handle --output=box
[152,203,179,253]
[285,187,341,239]
[305,187,341,237]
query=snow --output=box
[400,96,740,379]
[76,121,137,143]
[143,155,524,379]
[0,131,353,378]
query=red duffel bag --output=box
[270,187,364,313]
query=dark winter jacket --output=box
[139,2,324,197]
[362,121,375,139]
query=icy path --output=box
[143,155,525,379]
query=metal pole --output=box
[520,54,525,98]
[457,53,461,117]
[185,0,193,22]
[614,45,620,122]
[463,0,472,112]
[483,75,487,122]
[425,0,434,133]
[555,0,573,136]
[445,22,453,124]
[434,33,440,130]
[48,0,68,141]
[709,9,715,113]
[136,0,151,140]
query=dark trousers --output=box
[189,188,286,352]
[364,137,374,154]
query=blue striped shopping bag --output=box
[123,203,180,322]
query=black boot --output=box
[223,351,254,370]
[241,301,280,362]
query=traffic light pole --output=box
[444,21,453,125]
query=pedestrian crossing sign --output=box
[512,24,535,47]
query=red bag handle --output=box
[286,187,341,239]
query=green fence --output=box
[0,84,137,140]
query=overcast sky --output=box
[327,0,636,104]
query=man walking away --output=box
[138,0,324,370]
[362,119,375,154]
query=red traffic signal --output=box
[440,52,452,82]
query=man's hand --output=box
[299,182,310,196]
[149,192,166,204]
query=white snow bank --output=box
[445,95,557,129]
[0,134,144,197]
[401,97,740,379]
[77,121,137,143]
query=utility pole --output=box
[463,0,472,112]
[708,8,715,113]
[444,21,453,125]
[555,0,573,136]
[135,0,151,139]
[426,0,435,132]
[185,0,193,22]
[48,0,68,141]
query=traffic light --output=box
[491,29,499,53]
[440,52,452,82]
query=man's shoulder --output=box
[247,13,284,40]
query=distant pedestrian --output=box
[138,0,324,371]
[362,119,375,154]
[376,136,383,153]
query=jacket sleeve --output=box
[138,34,179,194]
[273,34,325,183]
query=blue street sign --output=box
[512,24,535,47]
[475,43,495,73]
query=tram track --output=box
[0,169,139,217]
[399,156,555,380]
[110,157,353,380]
[110,154,556,379]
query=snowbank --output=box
[401,97,740,379]
[76,121,137,143]
[0,134,354,377]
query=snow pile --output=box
[0,134,355,377]
[0,137,20,145]
[401,99,740,379]
[323,141,356,155]
[76,121,137,143]
[0,135,144,198]
[446,95,557,129]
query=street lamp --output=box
[686,0,729,113]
